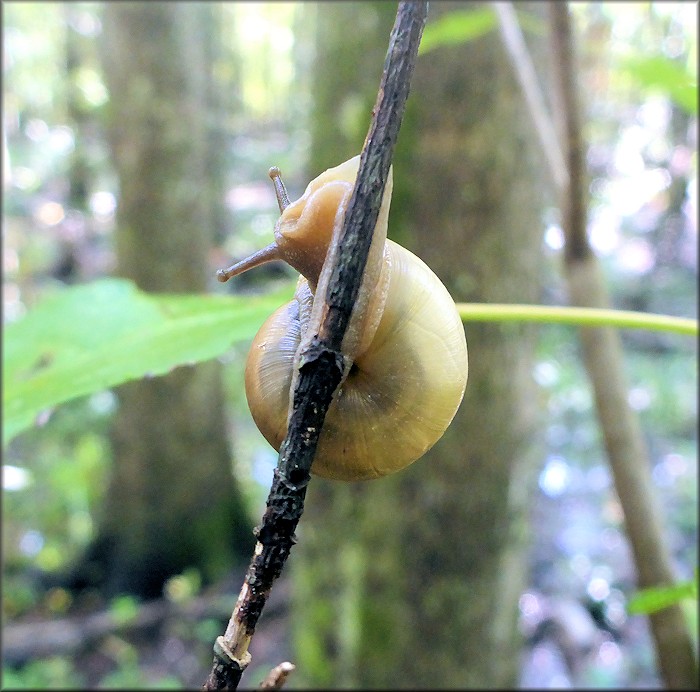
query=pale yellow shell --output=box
[221,156,468,481]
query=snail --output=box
[217,155,468,481]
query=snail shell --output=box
[218,156,468,481]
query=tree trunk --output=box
[70,2,254,599]
[292,2,547,687]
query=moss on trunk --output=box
[292,2,548,687]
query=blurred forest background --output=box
[2,1,697,689]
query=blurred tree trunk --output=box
[200,5,232,247]
[292,2,546,687]
[68,2,254,599]
[55,5,94,284]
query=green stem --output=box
[456,303,698,336]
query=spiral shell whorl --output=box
[245,241,467,481]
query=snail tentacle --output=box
[269,166,291,213]
[217,242,282,283]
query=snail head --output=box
[217,157,362,289]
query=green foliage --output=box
[3,279,295,446]
[193,618,223,645]
[618,53,698,116]
[418,7,497,55]
[109,595,140,625]
[98,670,182,690]
[2,657,84,689]
[419,5,697,118]
[164,568,202,604]
[2,398,115,591]
[90,636,182,689]
[3,3,67,120]
[4,274,692,452]
[627,573,698,615]
[418,6,547,55]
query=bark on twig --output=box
[202,3,428,689]
[548,4,698,689]
[259,661,295,689]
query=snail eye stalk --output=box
[269,166,290,213]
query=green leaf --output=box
[627,577,697,616]
[109,594,140,625]
[419,8,545,56]
[618,54,698,116]
[2,278,295,446]
[419,8,498,55]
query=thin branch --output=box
[202,2,428,689]
[548,3,699,689]
[259,661,295,690]
[2,590,281,666]
[494,1,569,194]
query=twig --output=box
[259,661,295,690]
[202,3,428,689]
[494,1,568,193]
[2,586,287,666]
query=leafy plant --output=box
[628,573,698,616]
[618,53,698,116]
[4,277,695,449]
[419,5,548,56]
[3,279,294,446]
[1,657,84,689]
[418,7,498,54]
[419,7,697,118]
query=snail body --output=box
[218,156,467,481]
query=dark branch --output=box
[202,2,428,689]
